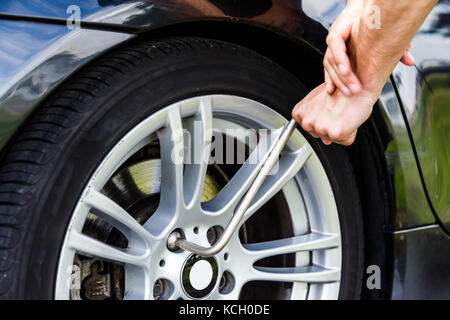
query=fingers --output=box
[324,70,335,94]
[324,30,362,96]
[292,84,359,146]
[323,50,361,96]
[297,111,357,146]
[400,47,415,66]
[325,24,351,67]
[324,58,352,96]
[293,86,328,143]
[328,127,357,146]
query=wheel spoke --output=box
[241,144,313,222]
[67,231,147,267]
[249,265,340,283]
[183,97,213,207]
[156,104,185,211]
[201,127,284,214]
[242,232,340,263]
[82,189,155,249]
[124,264,152,300]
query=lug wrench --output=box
[167,119,298,256]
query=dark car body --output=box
[0,0,448,299]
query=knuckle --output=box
[329,127,345,142]
[340,134,356,146]
[291,108,301,121]
[301,119,314,132]
[315,124,327,136]
[341,140,353,146]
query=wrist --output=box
[335,83,379,106]
[347,7,391,95]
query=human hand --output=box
[292,83,378,146]
[324,0,415,96]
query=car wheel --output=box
[0,37,363,300]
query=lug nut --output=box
[167,229,184,251]
[207,226,224,245]
[153,279,164,299]
[219,274,226,291]
[207,228,217,244]
[219,271,235,294]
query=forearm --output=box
[348,0,437,95]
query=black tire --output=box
[0,37,364,299]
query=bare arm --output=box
[292,0,437,146]
[350,0,437,96]
[323,0,415,96]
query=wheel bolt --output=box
[167,229,184,252]
[207,226,224,245]
[219,274,226,291]
[153,279,164,299]
[219,271,235,294]
[207,228,217,244]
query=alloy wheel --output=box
[55,95,342,300]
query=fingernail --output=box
[349,83,360,93]
[407,51,415,64]
[341,86,351,96]
[338,64,348,75]
[326,82,332,92]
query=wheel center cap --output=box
[182,255,218,298]
[190,260,213,290]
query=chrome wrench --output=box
[167,119,298,256]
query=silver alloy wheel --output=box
[55,95,342,300]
